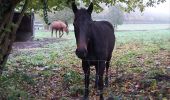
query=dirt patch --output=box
[13,38,68,49]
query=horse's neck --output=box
[63,27,67,31]
[87,21,93,31]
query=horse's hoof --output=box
[100,96,104,100]
[105,83,108,87]
[82,96,89,100]
[105,77,109,87]
[96,90,104,100]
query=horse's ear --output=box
[72,2,78,13]
[87,2,93,14]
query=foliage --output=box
[63,70,82,86]
[0,69,34,99]
[9,0,165,25]
[81,0,166,12]
[22,0,167,13]
[21,0,167,23]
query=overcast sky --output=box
[146,0,170,16]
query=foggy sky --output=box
[146,0,170,16]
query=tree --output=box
[48,7,74,23]
[92,5,124,28]
[0,0,167,75]
[106,6,124,29]
[0,0,29,74]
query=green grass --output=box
[117,24,170,31]
[34,30,75,39]
[34,31,51,39]
[2,24,170,99]
[116,29,170,43]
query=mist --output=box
[123,1,170,24]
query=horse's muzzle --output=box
[75,48,87,59]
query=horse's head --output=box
[72,2,93,59]
[64,27,69,34]
[64,21,69,34]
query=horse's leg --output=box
[94,64,99,89]
[55,30,58,38]
[105,55,112,87]
[95,61,108,88]
[96,61,105,100]
[51,29,53,37]
[59,30,61,38]
[105,61,110,87]
[58,30,61,38]
[59,30,64,38]
[82,60,90,100]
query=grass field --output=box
[117,24,170,31]
[0,24,170,99]
[68,24,170,31]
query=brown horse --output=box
[50,20,69,38]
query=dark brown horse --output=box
[50,20,69,38]
[72,2,115,100]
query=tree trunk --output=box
[0,0,29,75]
[0,2,16,75]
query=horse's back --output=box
[51,20,66,28]
[90,21,115,59]
[56,20,67,27]
[95,21,114,30]
[91,21,115,42]
[51,21,59,28]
